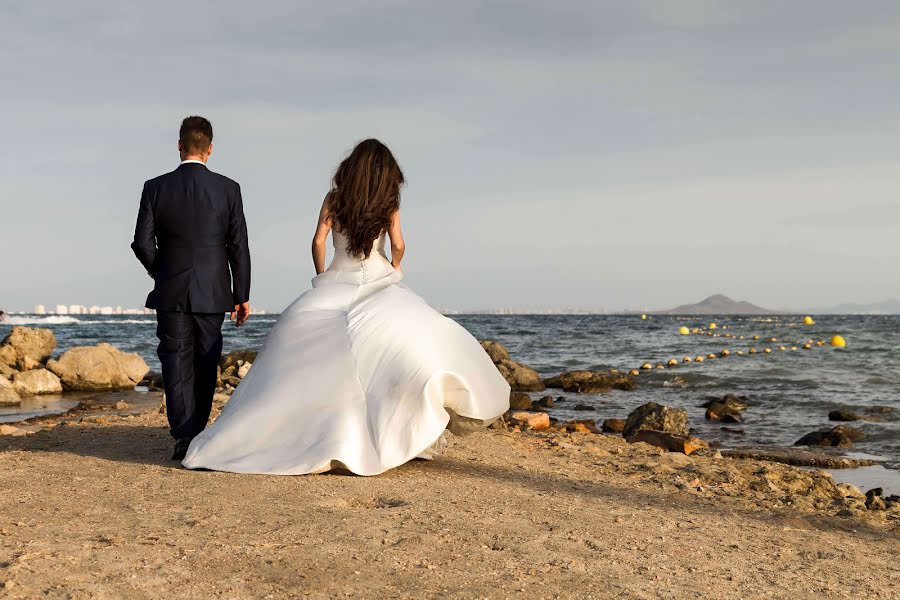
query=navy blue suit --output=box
[131,162,251,440]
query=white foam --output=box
[4,316,81,325]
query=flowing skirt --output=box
[182,270,510,475]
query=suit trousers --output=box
[156,311,225,440]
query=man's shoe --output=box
[171,437,192,461]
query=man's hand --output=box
[230,302,251,328]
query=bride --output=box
[183,139,510,475]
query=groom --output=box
[131,116,251,461]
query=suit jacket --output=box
[131,162,251,313]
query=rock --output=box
[865,488,886,511]
[794,425,865,448]
[721,447,878,468]
[479,340,510,363]
[867,406,894,414]
[828,410,862,422]
[0,424,27,437]
[533,395,555,409]
[622,402,689,437]
[237,362,252,379]
[568,421,598,434]
[508,411,550,431]
[704,396,747,422]
[213,393,231,404]
[0,385,22,406]
[12,369,63,395]
[496,359,544,392]
[573,403,593,411]
[543,370,635,393]
[700,394,748,411]
[224,375,242,388]
[140,371,164,390]
[115,400,130,410]
[46,343,150,391]
[627,430,708,455]
[220,349,259,371]
[836,483,866,501]
[0,326,56,368]
[0,361,16,380]
[509,391,532,410]
[601,418,626,434]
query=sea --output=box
[2,313,898,480]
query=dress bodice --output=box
[323,230,394,285]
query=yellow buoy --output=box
[803,343,812,349]
[721,349,730,357]
[641,314,647,320]
[655,364,665,369]
[667,358,679,366]
[709,322,717,330]
[791,346,798,351]
[753,335,760,340]
[707,353,717,359]
[629,369,640,376]
[736,350,744,355]
[764,348,772,353]
[816,340,825,346]
[779,346,786,351]
[770,337,778,342]
[641,362,653,370]
[749,348,758,354]
[803,316,815,325]
[679,326,690,335]
[830,335,846,348]
[695,355,705,363]
[683,356,693,363]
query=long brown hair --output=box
[328,139,405,258]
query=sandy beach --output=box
[1,395,897,599]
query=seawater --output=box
[2,313,898,470]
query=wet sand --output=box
[0,400,897,599]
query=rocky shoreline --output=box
[2,327,899,525]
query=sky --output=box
[2,1,899,313]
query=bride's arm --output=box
[388,210,405,270]
[312,195,332,275]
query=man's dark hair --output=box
[179,116,213,154]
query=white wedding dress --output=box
[182,231,510,475]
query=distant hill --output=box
[661,294,775,315]
[807,299,900,315]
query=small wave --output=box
[4,316,81,325]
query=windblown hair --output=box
[179,115,213,154]
[328,139,405,258]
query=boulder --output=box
[559,419,600,434]
[700,394,748,411]
[532,395,554,409]
[627,430,708,455]
[480,340,510,363]
[602,418,626,434]
[622,402,689,438]
[12,369,63,396]
[573,403,594,411]
[865,488,886,511]
[543,370,635,393]
[0,424,27,437]
[496,359,544,392]
[794,425,865,448]
[508,411,550,431]
[828,410,862,422]
[705,398,746,422]
[47,343,150,391]
[0,326,56,368]
[0,361,16,380]
[220,349,258,371]
[509,391,532,410]
[237,362,252,379]
[0,385,21,406]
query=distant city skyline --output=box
[3,2,899,312]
